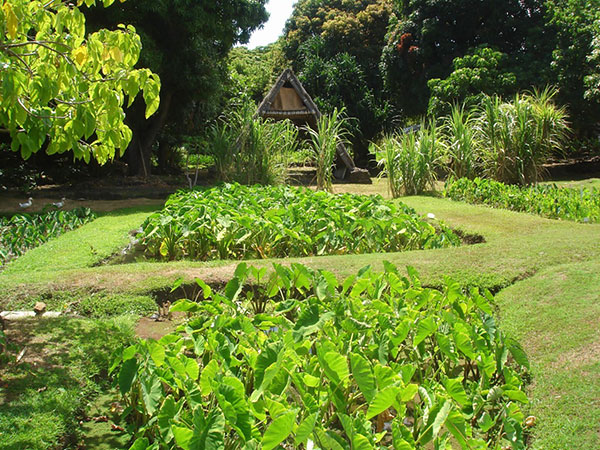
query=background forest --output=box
[1,0,599,186]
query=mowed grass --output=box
[0,183,599,448]
[496,261,600,450]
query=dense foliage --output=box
[207,106,298,186]
[444,177,600,223]
[113,262,530,449]
[371,121,441,196]
[0,0,160,164]
[139,184,458,261]
[86,0,269,175]
[284,0,393,159]
[0,207,96,266]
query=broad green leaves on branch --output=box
[0,0,160,163]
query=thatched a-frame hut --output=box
[258,69,370,182]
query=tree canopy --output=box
[0,0,160,164]
[87,0,269,175]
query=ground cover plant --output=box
[444,177,600,223]
[113,262,530,449]
[0,207,96,267]
[139,183,459,261]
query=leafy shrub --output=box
[139,183,459,261]
[113,262,530,449]
[371,121,442,196]
[0,207,96,266]
[444,177,600,222]
[207,105,298,186]
[77,294,157,319]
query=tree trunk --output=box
[126,90,174,176]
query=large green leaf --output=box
[444,377,469,407]
[350,353,376,402]
[118,357,137,396]
[413,316,438,347]
[262,409,298,450]
[318,348,350,387]
[366,386,401,419]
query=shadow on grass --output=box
[0,316,134,450]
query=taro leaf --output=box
[445,410,468,447]
[216,377,252,441]
[195,278,212,299]
[293,305,334,341]
[170,277,184,293]
[185,357,200,380]
[444,377,469,407]
[313,428,346,450]
[295,412,317,445]
[478,411,496,433]
[158,395,181,442]
[148,340,166,367]
[262,409,298,450]
[141,374,163,416]
[118,357,137,396]
[366,386,401,419]
[432,400,452,439]
[317,348,350,387]
[224,276,243,302]
[200,359,219,395]
[170,299,200,313]
[503,389,528,403]
[413,316,438,347]
[350,353,376,403]
[453,328,476,359]
[172,425,194,450]
[168,356,186,377]
[400,383,419,402]
[191,408,225,450]
[129,437,149,450]
[352,434,374,450]
[506,338,530,370]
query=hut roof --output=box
[257,69,321,122]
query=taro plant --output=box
[371,120,442,197]
[0,207,96,266]
[305,108,351,192]
[444,177,600,222]
[113,262,530,450]
[139,183,459,261]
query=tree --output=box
[427,47,517,117]
[0,0,160,164]
[585,22,600,107]
[546,0,600,135]
[381,0,550,117]
[225,43,286,108]
[87,0,269,176]
[283,0,393,160]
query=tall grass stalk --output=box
[476,88,569,185]
[372,121,442,197]
[207,105,298,185]
[305,108,350,192]
[442,104,480,179]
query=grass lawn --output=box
[0,181,598,448]
[0,316,136,450]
